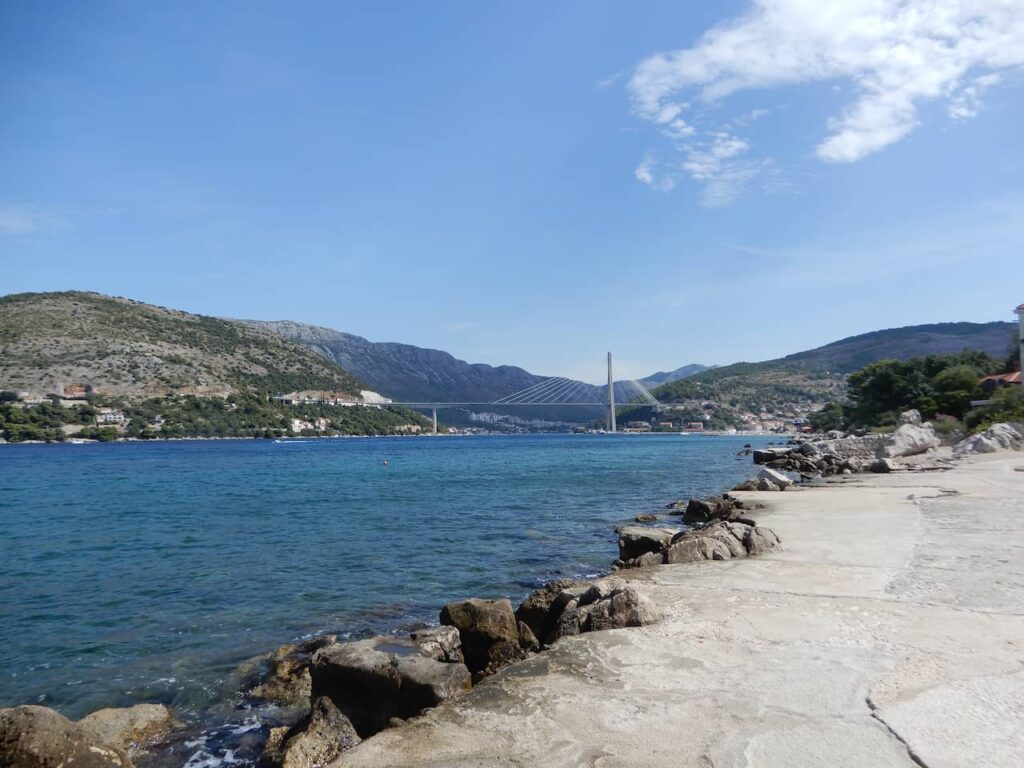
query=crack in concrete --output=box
[865,696,929,768]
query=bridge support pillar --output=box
[432,407,438,434]
[607,352,616,433]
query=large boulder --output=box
[310,636,471,737]
[260,696,359,768]
[869,457,900,473]
[881,422,939,458]
[0,705,132,768]
[439,598,521,677]
[409,626,463,664]
[621,521,783,569]
[743,525,783,555]
[752,447,793,465]
[954,423,1023,456]
[679,496,735,525]
[757,468,793,490]
[550,579,659,642]
[616,526,677,561]
[514,579,584,645]
[77,704,179,755]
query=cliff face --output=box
[0,292,364,398]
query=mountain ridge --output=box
[0,291,365,398]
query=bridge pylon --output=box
[607,352,616,433]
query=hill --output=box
[648,321,1016,429]
[245,320,544,403]
[0,291,365,398]
[639,364,709,389]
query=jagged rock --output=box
[798,442,820,457]
[635,513,658,522]
[517,621,540,652]
[0,705,132,768]
[244,635,336,708]
[310,637,471,737]
[753,447,793,465]
[78,704,180,754]
[410,626,463,664]
[616,521,782,570]
[477,641,528,679]
[707,526,747,558]
[550,580,659,641]
[681,496,735,525]
[514,579,584,644]
[882,422,939,458]
[616,525,678,561]
[757,468,793,489]
[954,423,1023,456]
[665,535,731,563]
[260,696,360,768]
[870,457,900,473]
[439,598,519,676]
[744,526,782,555]
[898,409,922,426]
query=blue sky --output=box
[2,1,1023,383]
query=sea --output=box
[0,433,778,765]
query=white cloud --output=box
[628,0,1024,199]
[0,204,66,236]
[635,153,675,191]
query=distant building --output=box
[394,424,422,433]
[97,407,125,425]
[980,371,1022,393]
[684,422,704,432]
[63,384,88,399]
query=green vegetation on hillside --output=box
[810,349,1023,433]
[649,322,1017,429]
[0,392,432,443]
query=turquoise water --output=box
[0,434,772,725]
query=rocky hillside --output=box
[0,292,365,398]
[651,321,1017,424]
[245,320,546,403]
[639,364,709,389]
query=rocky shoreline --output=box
[4,416,1021,768]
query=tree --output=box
[809,402,845,432]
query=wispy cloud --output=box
[634,153,675,192]
[628,0,1024,202]
[0,204,67,236]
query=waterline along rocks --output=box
[746,409,951,480]
[615,520,781,570]
[309,635,473,737]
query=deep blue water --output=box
[0,434,773,723]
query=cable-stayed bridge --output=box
[384,354,659,432]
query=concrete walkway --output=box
[336,453,1024,768]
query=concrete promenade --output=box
[336,452,1024,767]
